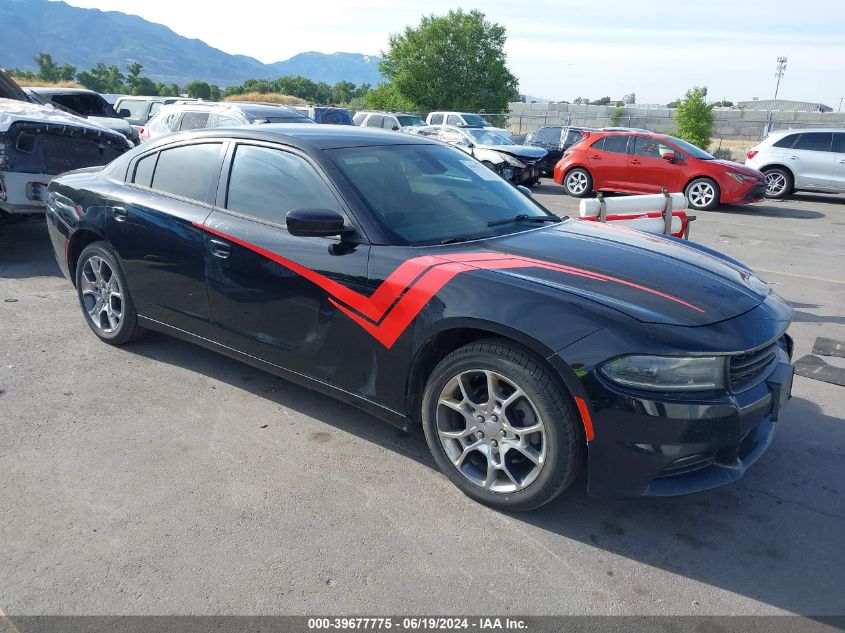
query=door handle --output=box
[630,160,642,165]
[789,155,799,160]
[208,238,231,259]
[839,160,845,164]
[589,154,601,160]
[111,206,128,222]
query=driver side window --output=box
[225,145,345,227]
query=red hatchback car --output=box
[553,131,767,210]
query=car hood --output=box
[478,144,548,160]
[466,220,771,326]
[0,98,124,140]
[705,159,765,179]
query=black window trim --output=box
[123,138,227,208]
[214,139,368,242]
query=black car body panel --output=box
[45,125,794,498]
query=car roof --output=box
[144,124,439,151]
[24,87,100,96]
[767,128,843,136]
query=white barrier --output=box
[579,192,687,217]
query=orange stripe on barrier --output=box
[574,396,594,442]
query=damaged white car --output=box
[0,70,130,218]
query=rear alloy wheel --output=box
[762,168,793,199]
[422,339,582,511]
[75,242,147,345]
[563,168,592,198]
[685,177,720,210]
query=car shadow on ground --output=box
[0,219,64,279]
[128,332,845,615]
[714,204,825,219]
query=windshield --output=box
[51,93,118,118]
[314,108,354,125]
[461,114,491,127]
[465,128,513,146]
[666,136,714,159]
[327,144,553,245]
[398,115,425,127]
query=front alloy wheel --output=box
[436,369,547,493]
[422,339,582,511]
[564,168,592,198]
[685,178,720,210]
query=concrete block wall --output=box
[508,102,845,141]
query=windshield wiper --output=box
[487,214,562,227]
[440,236,472,244]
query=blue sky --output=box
[61,0,845,108]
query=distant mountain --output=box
[0,0,383,87]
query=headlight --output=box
[501,153,526,168]
[600,355,725,391]
[727,172,751,183]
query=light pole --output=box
[774,56,787,100]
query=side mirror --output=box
[661,152,675,162]
[118,108,131,118]
[516,185,532,198]
[286,208,351,238]
[392,125,399,131]
[674,151,685,162]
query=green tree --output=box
[590,96,611,105]
[76,63,126,93]
[573,97,590,105]
[609,105,625,126]
[379,9,518,111]
[674,86,714,149]
[331,80,356,105]
[363,82,416,111]
[185,80,211,100]
[209,84,221,101]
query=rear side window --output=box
[429,114,444,125]
[118,99,146,119]
[225,145,343,226]
[179,111,210,131]
[793,132,833,152]
[772,133,799,149]
[132,153,157,187]
[601,135,630,154]
[365,115,384,127]
[150,143,222,203]
[149,102,164,117]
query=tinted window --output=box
[462,114,491,126]
[132,153,157,187]
[430,114,444,124]
[327,144,553,245]
[179,111,210,130]
[633,136,674,158]
[151,143,222,202]
[51,93,115,117]
[365,115,384,127]
[531,127,562,145]
[772,133,799,149]
[793,132,833,152]
[225,145,343,225]
[834,133,845,153]
[665,136,714,159]
[602,135,630,154]
[590,137,605,151]
[397,115,424,127]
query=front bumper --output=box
[720,177,767,205]
[580,342,794,498]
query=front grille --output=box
[655,452,717,479]
[744,184,767,202]
[729,342,778,391]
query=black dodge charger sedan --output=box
[45,125,794,510]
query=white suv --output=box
[425,111,511,138]
[353,111,426,131]
[745,129,845,198]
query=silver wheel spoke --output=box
[436,368,547,494]
[81,255,123,334]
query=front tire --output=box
[685,177,720,210]
[563,168,593,198]
[75,241,147,345]
[762,167,793,199]
[421,339,582,511]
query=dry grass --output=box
[223,92,306,105]
[13,78,84,89]
[709,138,757,161]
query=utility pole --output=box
[774,56,787,100]
[839,97,843,113]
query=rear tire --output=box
[421,339,583,511]
[762,167,793,199]
[75,241,147,345]
[563,168,593,198]
[685,177,720,210]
